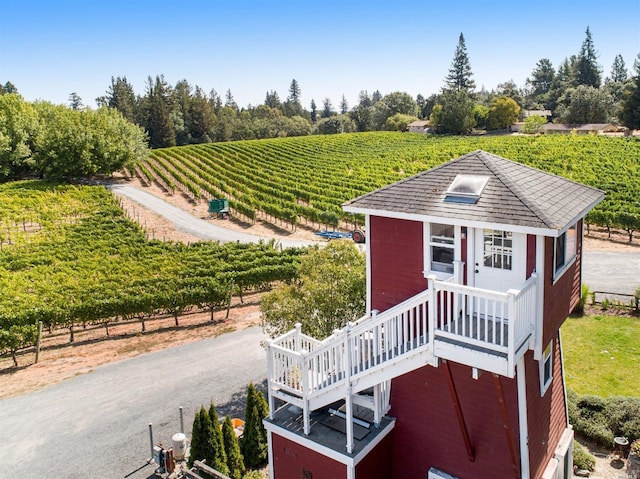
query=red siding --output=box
[271,433,347,479]
[389,362,521,479]
[525,335,568,479]
[370,216,425,312]
[527,234,536,279]
[355,433,393,479]
[543,220,583,347]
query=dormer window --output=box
[444,175,489,204]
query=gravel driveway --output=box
[0,326,269,479]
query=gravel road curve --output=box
[107,183,315,249]
[0,326,269,479]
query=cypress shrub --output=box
[241,383,269,468]
[188,406,208,468]
[208,402,230,476]
[222,415,246,479]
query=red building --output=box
[264,150,604,479]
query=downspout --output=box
[558,330,569,424]
[365,214,371,314]
[267,429,274,479]
[516,357,531,479]
[534,235,545,360]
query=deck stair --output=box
[266,273,537,452]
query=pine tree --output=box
[445,33,475,93]
[222,416,245,479]
[575,26,601,88]
[609,54,628,83]
[310,99,317,123]
[208,403,230,475]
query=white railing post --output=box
[427,275,437,366]
[344,324,354,454]
[507,290,517,376]
[294,323,302,351]
[266,343,275,419]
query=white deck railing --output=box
[267,274,538,424]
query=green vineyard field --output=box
[140,132,640,236]
[0,181,305,362]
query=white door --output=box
[474,228,526,292]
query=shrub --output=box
[241,383,269,469]
[631,439,640,456]
[573,442,596,471]
[568,390,640,447]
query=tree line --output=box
[3,26,638,150]
[0,91,148,181]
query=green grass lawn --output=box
[562,314,640,397]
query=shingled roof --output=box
[342,150,604,235]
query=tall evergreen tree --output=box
[0,81,18,94]
[608,54,628,83]
[526,58,555,106]
[575,26,601,88]
[222,416,245,479]
[225,89,238,110]
[101,76,137,122]
[321,98,334,118]
[264,90,281,109]
[309,99,317,123]
[287,79,301,105]
[189,86,216,144]
[68,92,83,110]
[340,94,349,114]
[445,33,475,93]
[143,75,176,148]
[621,54,640,130]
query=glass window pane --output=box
[431,223,454,244]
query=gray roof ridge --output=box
[477,151,559,228]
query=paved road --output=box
[0,326,269,479]
[107,183,315,249]
[582,250,639,297]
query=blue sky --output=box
[1,0,638,110]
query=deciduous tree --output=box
[487,96,520,130]
[261,240,365,339]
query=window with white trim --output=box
[483,229,512,270]
[540,340,553,395]
[430,223,454,274]
[554,223,577,278]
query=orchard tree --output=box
[261,240,365,339]
[430,89,475,135]
[385,113,419,131]
[373,91,418,129]
[621,54,640,130]
[574,26,602,88]
[487,96,520,130]
[0,93,39,179]
[555,85,613,123]
[445,33,475,93]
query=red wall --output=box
[525,335,568,479]
[370,216,426,312]
[355,433,393,479]
[271,433,347,479]
[543,219,583,347]
[389,362,521,479]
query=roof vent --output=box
[444,175,489,204]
